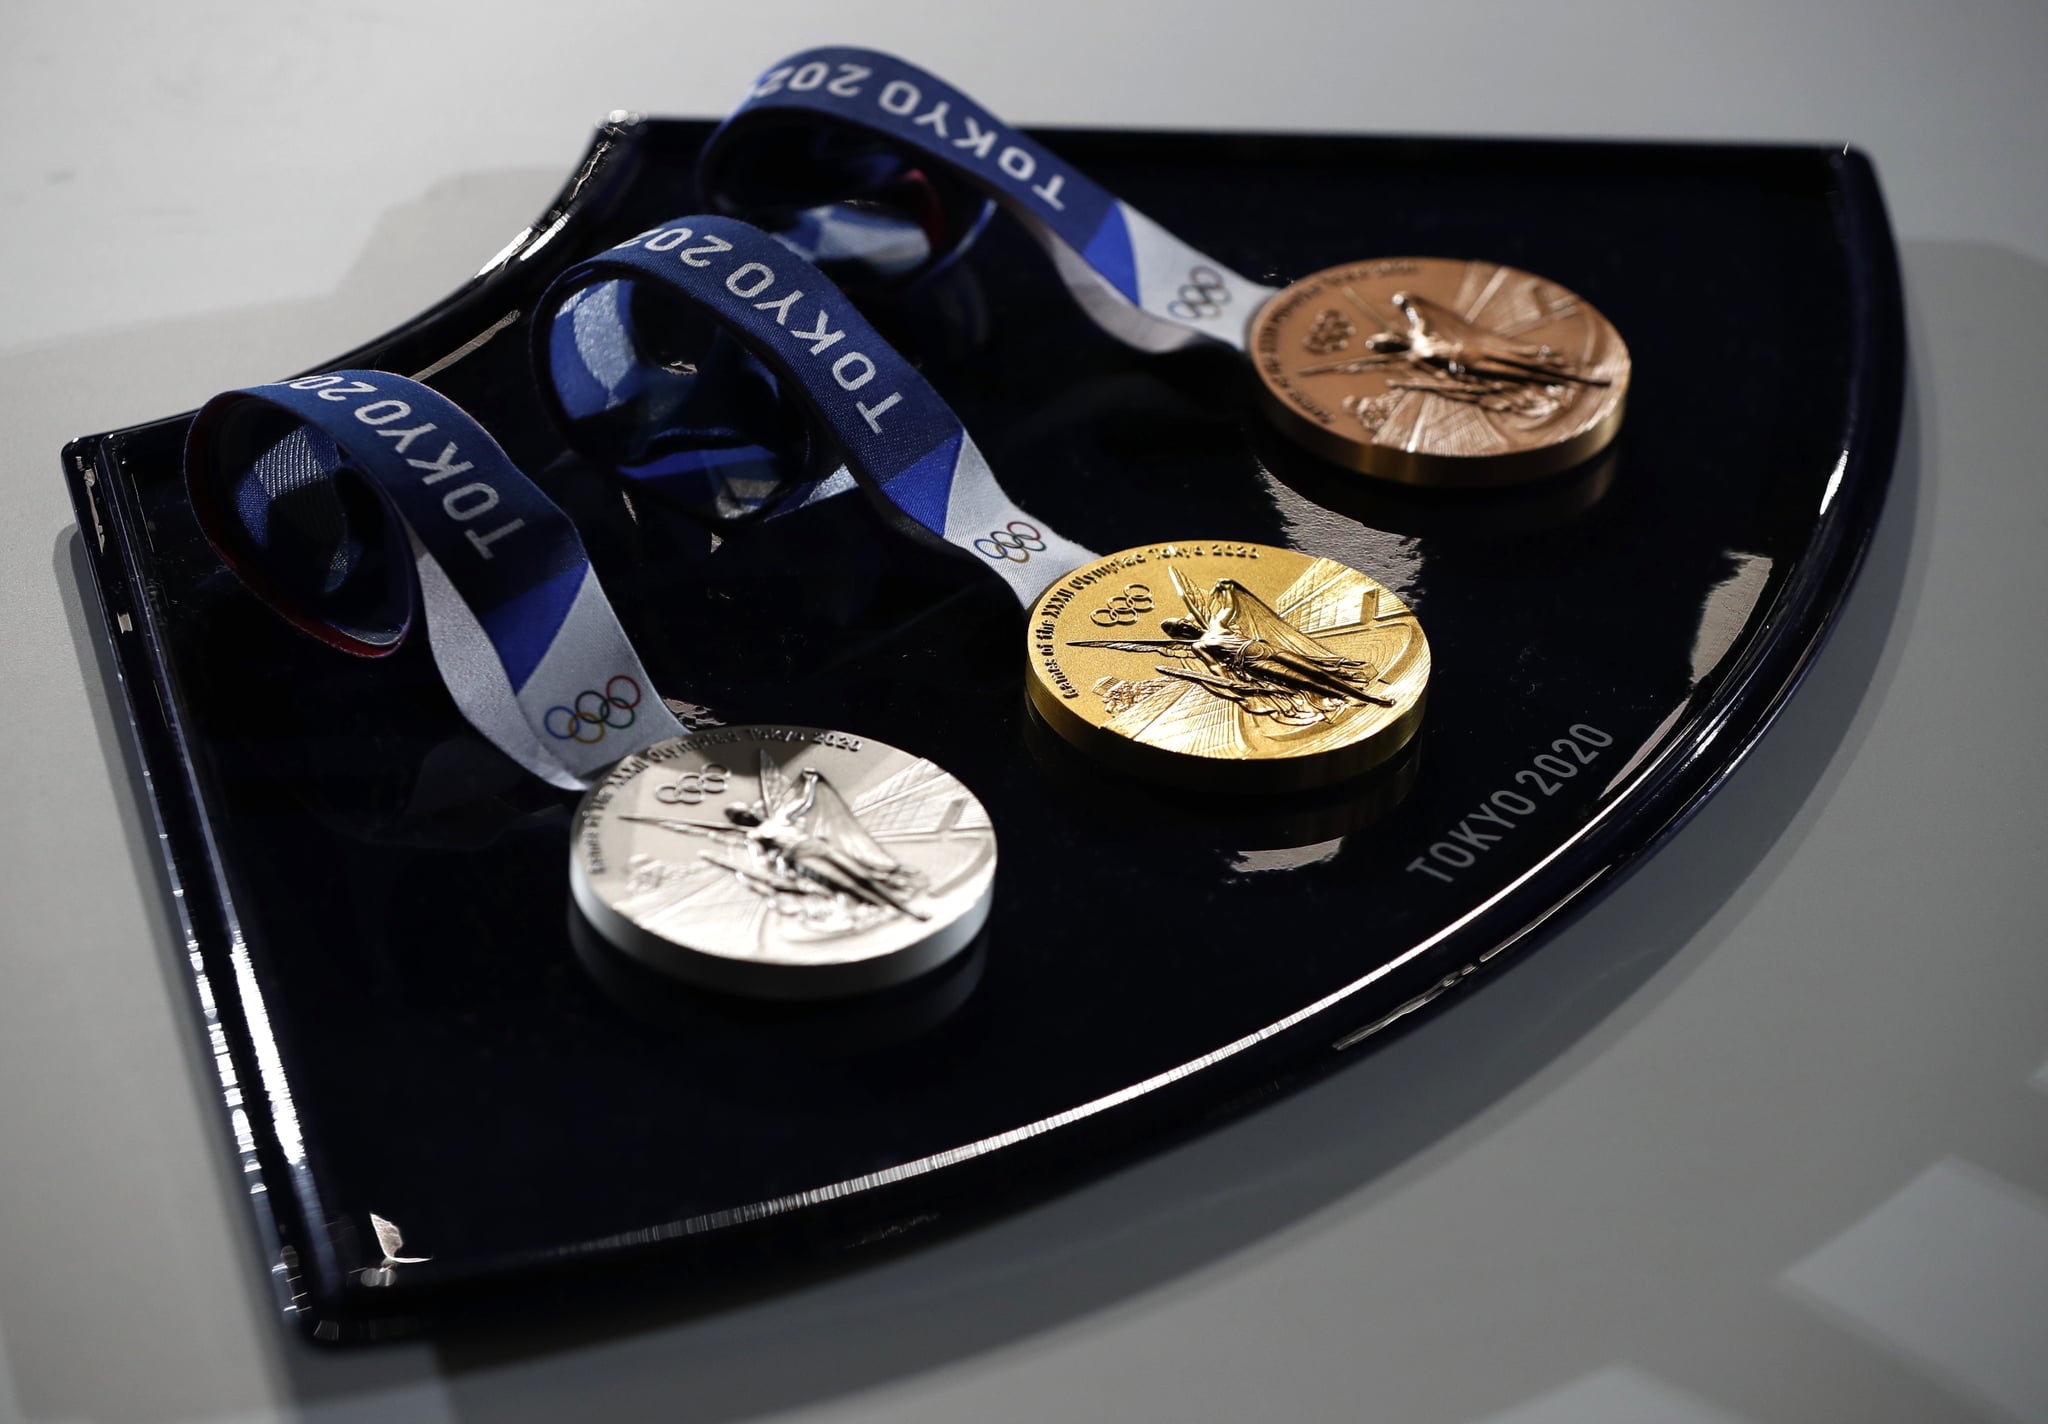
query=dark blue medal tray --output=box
[61,120,1902,1341]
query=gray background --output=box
[5,3,2046,1421]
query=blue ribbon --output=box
[702,48,1276,355]
[535,214,1095,603]
[185,371,682,788]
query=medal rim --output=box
[569,727,997,1000]
[1247,256,1630,486]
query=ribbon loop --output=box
[185,370,682,789]
[703,47,1277,355]
[535,214,1095,604]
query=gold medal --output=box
[1024,541,1428,791]
[1249,257,1629,485]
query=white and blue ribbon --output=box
[539,194,953,523]
[535,214,1097,605]
[185,371,683,789]
[702,47,1278,356]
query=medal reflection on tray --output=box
[700,46,1631,486]
[180,365,991,999]
[532,214,1430,791]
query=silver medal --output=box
[570,727,997,998]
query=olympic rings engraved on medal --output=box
[1304,308,1356,355]
[1089,583,1156,626]
[653,763,732,805]
[973,520,1048,563]
[1166,266,1232,322]
[545,675,643,744]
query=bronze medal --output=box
[1249,257,1629,485]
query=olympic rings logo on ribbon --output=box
[973,519,1048,564]
[1166,266,1231,322]
[544,674,642,744]
[1089,583,1155,626]
[654,763,731,805]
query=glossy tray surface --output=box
[63,119,1901,1338]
